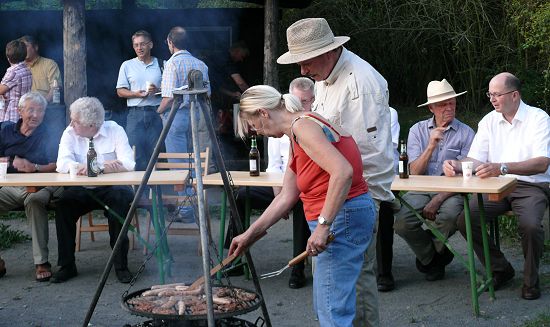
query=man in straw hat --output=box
[444,72,550,300]
[278,17,394,326]
[393,79,474,282]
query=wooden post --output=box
[63,0,87,113]
[263,0,278,89]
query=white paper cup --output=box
[69,162,79,179]
[461,161,474,180]
[145,81,152,91]
[0,162,7,179]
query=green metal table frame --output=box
[396,192,495,316]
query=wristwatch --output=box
[318,216,333,226]
[500,163,508,175]
[34,163,40,172]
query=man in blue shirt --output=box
[393,79,475,281]
[116,30,163,171]
[0,91,60,282]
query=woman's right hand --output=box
[228,232,252,257]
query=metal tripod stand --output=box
[83,70,271,327]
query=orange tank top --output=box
[289,114,369,221]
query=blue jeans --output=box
[308,193,375,327]
[127,106,163,171]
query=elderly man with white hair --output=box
[52,97,135,284]
[0,91,60,282]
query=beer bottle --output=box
[87,138,99,177]
[249,135,260,176]
[51,80,61,104]
[399,139,409,179]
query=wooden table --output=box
[202,171,284,278]
[0,170,189,283]
[391,175,517,316]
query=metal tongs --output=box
[260,233,335,279]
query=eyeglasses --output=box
[486,90,516,99]
[132,41,151,49]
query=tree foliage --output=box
[280,0,549,112]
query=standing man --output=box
[393,79,474,281]
[157,26,210,222]
[19,35,62,104]
[52,97,135,284]
[277,18,394,326]
[116,30,163,171]
[443,72,550,300]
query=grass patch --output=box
[0,223,30,250]
[520,313,550,327]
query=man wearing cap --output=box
[393,79,474,281]
[443,72,550,300]
[277,17,394,326]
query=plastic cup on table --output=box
[461,161,474,180]
[0,162,7,179]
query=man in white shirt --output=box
[116,30,162,171]
[443,72,550,300]
[277,18,394,326]
[52,97,136,284]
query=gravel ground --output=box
[1,199,549,327]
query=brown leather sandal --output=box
[35,262,52,282]
[0,258,5,278]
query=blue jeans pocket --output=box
[342,205,374,245]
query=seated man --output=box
[224,77,314,289]
[52,97,136,283]
[393,79,474,281]
[443,72,550,300]
[0,92,60,281]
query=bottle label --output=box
[52,90,60,104]
[89,158,100,174]
[249,160,257,171]
[399,161,404,173]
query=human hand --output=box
[103,160,124,173]
[422,198,442,221]
[147,83,158,95]
[474,163,500,179]
[429,127,446,146]
[443,160,460,176]
[228,232,252,257]
[0,157,9,163]
[135,90,148,98]
[12,156,34,173]
[307,225,331,256]
[77,165,88,175]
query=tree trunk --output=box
[263,0,278,89]
[63,0,87,114]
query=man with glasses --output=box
[443,72,550,300]
[393,79,475,282]
[116,30,162,171]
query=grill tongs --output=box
[260,233,335,279]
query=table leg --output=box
[217,190,227,281]
[244,186,251,280]
[477,194,495,299]
[462,194,480,316]
[151,186,165,284]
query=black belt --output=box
[129,105,158,110]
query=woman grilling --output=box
[228,85,375,326]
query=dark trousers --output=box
[457,181,549,288]
[55,186,134,269]
[225,186,310,269]
[376,200,395,276]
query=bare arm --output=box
[229,169,300,256]
[117,87,147,99]
[409,126,446,175]
[230,73,249,92]
[0,84,9,95]
[474,156,550,178]
[157,97,173,114]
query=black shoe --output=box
[51,263,78,283]
[425,265,445,281]
[436,247,454,267]
[377,274,395,292]
[492,264,515,290]
[521,283,540,300]
[416,258,430,274]
[288,267,306,289]
[221,264,245,277]
[115,268,133,283]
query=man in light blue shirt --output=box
[393,79,475,282]
[116,30,162,171]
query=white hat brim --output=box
[277,36,350,65]
[417,91,467,107]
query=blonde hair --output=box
[237,85,302,138]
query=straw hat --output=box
[417,79,467,107]
[277,18,350,65]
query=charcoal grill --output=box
[122,285,262,322]
[124,316,265,327]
